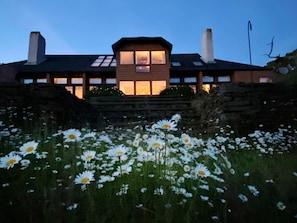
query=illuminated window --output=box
[188,85,197,93]
[151,51,165,64]
[89,78,102,84]
[71,78,83,84]
[106,78,116,84]
[74,86,83,99]
[170,78,180,84]
[218,76,231,82]
[54,78,67,84]
[120,52,134,64]
[24,79,33,84]
[136,65,150,72]
[65,86,73,93]
[119,81,134,95]
[152,81,166,95]
[184,77,197,83]
[136,51,150,65]
[259,77,272,83]
[36,78,47,83]
[202,76,214,83]
[202,84,211,93]
[136,81,150,95]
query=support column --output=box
[82,73,87,98]
[198,71,203,91]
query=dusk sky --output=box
[1,0,296,66]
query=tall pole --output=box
[248,20,253,83]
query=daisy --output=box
[81,150,96,162]
[276,201,286,210]
[181,133,191,145]
[0,154,22,169]
[63,129,81,142]
[155,119,177,131]
[170,114,182,123]
[193,163,211,178]
[147,137,165,150]
[74,170,95,185]
[19,141,38,156]
[247,185,260,196]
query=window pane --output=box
[170,78,180,84]
[54,78,67,84]
[36,78,47,83]
[71,78,83,84]
[259,77,272,83]
[202,84,211,93]
[89,78,102,84]
[91,56,105,67]
[218,76,231,82]
[136,51,150,65]
[136,81,150,95]
[120,52,134,64]
[65,86,73,94]
[74,86,83,99]
[110,59,117,67]
[106,78,116,84]
[152,81,166,95]
[202,76,214,83]
[136,65,150,72]
[24,79,33,84]
[119,81,134,95]
[151,51,165,64]
[184,77,197,83]
[171,62,181,66]
[100,56,113,67]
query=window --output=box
[184,77,197,83]
[172,62,181,66]
[71,78,83,84]
[89,78,102,84]
[24,79,33,84]
[119,81,134,95]
[152,81,166,95]
[91,56,105,67]
[36,78,47,83]
[218,76,231,82]
[151,51,165,64]
[110,59,117,67]
[54,78,67,84]
[106,78,116,84]
[136,81,150,95]
[136,65,150,72]
[136,51,150,65]
[202,76,214,83]
[120,51,134,64]
[259,77,272,83]
[170,78,180,84]
[193,61,203,66]
[101,56,113,67]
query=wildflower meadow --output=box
[0,107,297,223]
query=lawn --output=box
[0,110,296,223]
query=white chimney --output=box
[26,31,46,65]
[201,28,215,63]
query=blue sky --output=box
[1,0,296,66]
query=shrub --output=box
[85,85,125,98]
[159,85,195,98]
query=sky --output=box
[0,0,296,66]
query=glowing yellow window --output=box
[120,51,134,64]
[54,78,67,84]
[136,51,150,65]
[136,81,150,95]
[119,81,134,95]
[152,81,166,95]
[151,51,165,64]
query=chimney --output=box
[25,31,46,65]
[201,28,215,63]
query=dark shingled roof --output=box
[112,37,173,52]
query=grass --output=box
[0,107,297,223]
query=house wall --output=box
[233,70,279,83]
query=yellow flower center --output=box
[69,134,76,140]
[198,170,205,176]
[81,177,89,184]
[184,138,189,143]
[6,159,16,167]
[116,151,123,156]
[162,124,171,129]
[152,142,161,147]
[26,146,34,153]
[86,155,93,160]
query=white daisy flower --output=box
[19,141,38,156]
[155,119,177,131]
[81,150,96,162]
[74,170,95,185]
[193,163,210,178]
[63,129,81,142]
[0,154,22,169]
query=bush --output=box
[85,85,125,98]
[159,85,195,98]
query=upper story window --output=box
[151,51,165,64]
[136,51,150,65]
[120,51,134,64]
[171,62,181,66]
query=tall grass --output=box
[0,107,296,223]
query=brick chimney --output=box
[201,28,215,63]
[25,31,46,65]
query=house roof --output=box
[112,37,173,52]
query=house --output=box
[0,29,279,98]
